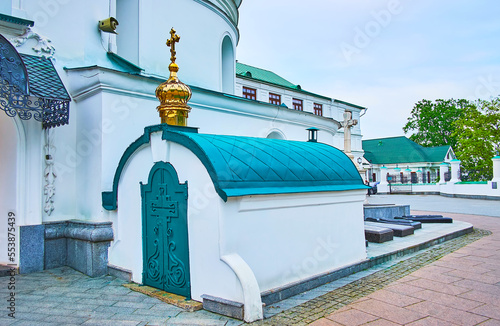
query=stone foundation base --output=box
[19,220,113,277]
[363,204,410,219]
[201,295,244,320]
[108,264,132,281]
[19,225,45,273]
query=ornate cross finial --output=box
[156,27,192,126]
[166,28,180,63]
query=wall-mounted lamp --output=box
[98,17,119,34]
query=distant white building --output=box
[362,136,456,184]
[363,137,500,200]
[235,62,366,159]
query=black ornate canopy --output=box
[0,33,70,128]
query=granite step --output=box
[364,224,394,243]
[366,217,422,229]
[365,221,414,237]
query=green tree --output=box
[403,99,472,148]
[453,97,500,181]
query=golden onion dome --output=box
[156,29,192,126]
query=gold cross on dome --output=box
[166,28,180,63]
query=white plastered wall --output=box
[15,0,237,93]
[107,135,243,303]
[17,117,43,227]
[0,112,44,263]
[221,191,368,293]
[235,78,334,119]
[0,113,18,264]
[119,0,238,93]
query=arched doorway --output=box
[141,162,191,298]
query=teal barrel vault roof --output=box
[102,125,368,210]
[167,131,367,199]
[362,136,451,165]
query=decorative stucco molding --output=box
[10,28,55,58]
[43,129,56,216]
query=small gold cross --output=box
[166,28,180,63]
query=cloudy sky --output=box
[235,0,500,140]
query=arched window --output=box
[221,35,234,94]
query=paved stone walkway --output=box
[0,267,242,325]
[367,194,500,218]
[305,212,500,326]
[1,196,499,325]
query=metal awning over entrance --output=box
[0,33,70,128]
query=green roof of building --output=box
[103,124,368,209]
[424,145,452,162]
[362,136,450,165]
[236,62,297,89]
[236,62,332,100]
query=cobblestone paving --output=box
[1,204,495,325]
[0,267,241,326]
[250,228,491,326]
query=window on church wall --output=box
[269,93,281,105]
[242,86,256,100]
[293,98,303,111]
[116,0,139,64]
[221,36,235,94]
[314,103,323,116]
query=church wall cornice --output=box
[63,66,340,132]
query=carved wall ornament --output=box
[10,28,56,59]
[43,129,56,215]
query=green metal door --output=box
[141,162,190,298]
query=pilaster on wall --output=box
[45,220,114,277]
[379,167,388,186]
[449,159,461,183]
[492,156,500,183]
[257,89,268,103]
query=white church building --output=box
[0,0,369,322]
